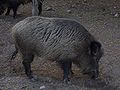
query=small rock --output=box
[83,0,87,3]
[21,86,27,89]
[46,7,53,11]
[67,10,72,13]
[40,85,45,89]
[71,4,76,8]
[114,13,119,17]
[113,6,117,9]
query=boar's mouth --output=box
[82,69,99,79]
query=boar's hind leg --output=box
[38,3,42,15]
[5,7,11,16]
[22,53,34,80]
[58,61,72,83]
[12,6,18,18]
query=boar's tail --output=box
[9,46,18,71]
[10,46,18,60]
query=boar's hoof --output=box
[29,75,38,82]
[28,75,38,82]
[63,78,71,84]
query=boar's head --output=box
[75,41,103,79]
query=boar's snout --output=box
[89,69,99,79]
[83,69,99,79]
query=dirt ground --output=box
[0,0,120,90]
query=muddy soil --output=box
[0,0,120,90]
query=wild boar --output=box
[11,16,103,83]
[0,0,44,18]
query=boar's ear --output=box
[90,41,101,56]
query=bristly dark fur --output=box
[0,0,6,15]
[0,5,6,15]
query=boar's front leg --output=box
[22,53,35,81]
[58,60,72,83]
[12,5,19,18]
